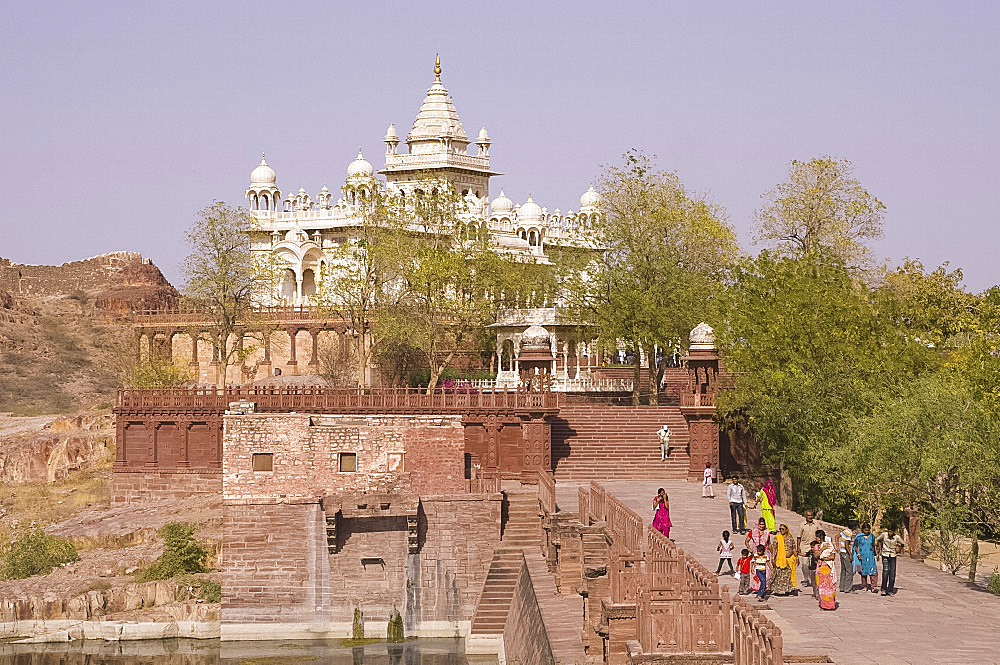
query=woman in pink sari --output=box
[652,488,672,539]
[745,517,773,592]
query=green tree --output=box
[564,150,739,404]
[754,157,885,267]
[314,184,410,387]
[181,202,279,385]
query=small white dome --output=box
[478,126,490,141]
[466,192,484,214]
[491,189,514,214]
[518,194,542,222]
[250,154,276,184]
[347,148,374,178]
[580,184,600,209]
[384,123,398,141]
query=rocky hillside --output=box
[0,252,177,415]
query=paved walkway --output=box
[556,480,1000,665]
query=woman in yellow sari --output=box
[772,523,797,595]
[751,482,776,532]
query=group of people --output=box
[721,503,907,610]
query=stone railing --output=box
[605,494,644,557]
[129,305,340,325]
[466,377,634,394]
[116,386,559,414]
[637,586,730,655]
[610,553,645,604]
[467,471,502,494]
[578,486,589,525]
[731,594,783,665]
[680,391,716,407]
[589,481,606,524]
[537,470,556,516]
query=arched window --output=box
[280,269,297,303]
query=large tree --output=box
[314,183,410,387]
[563,150,739,404]
[181,202,277,386]
[754,157,885,267]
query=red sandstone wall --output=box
[504,559,554,665]
[325,494,500,625]
[222,414,466,502]
[111,470,221,504]
[221,502,330,625]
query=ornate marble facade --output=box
[245,57,600,306]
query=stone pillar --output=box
[309,329,320,366]
[145,421,158,468]
[178,420,190,467]
[135,331,143,363]
[189,334,199,366]
[287,328,298,365]
[115,420,127,468]
[163,330,174,362]
[484,414,502,470]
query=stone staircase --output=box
[469,547,525,635]
[501,490,544,549]
[551,404,691,481]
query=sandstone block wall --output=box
[504,559,554,665]
[221,502,329,625]
[112,470,222,504]
[222,413,466,501]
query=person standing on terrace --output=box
[652,488,672,539]
[727,477,747,534]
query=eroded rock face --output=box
[0,413,114,484]
[0,579,218,622]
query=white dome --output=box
[580,184,600,209]
[477,126,490,141]
[518,194,542,222]
[347,148,374,178]
[250,154,276,184]
[491,189,514,214]
[384,123,398,140]
[465,192,484,215]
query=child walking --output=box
[754,545,769,601]
[716,530,735,574]
[737,548,753,594]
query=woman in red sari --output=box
[813,529,837,610]
[652,488,672,539]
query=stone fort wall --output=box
[222,413,466,501]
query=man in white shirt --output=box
[727,478,747,534]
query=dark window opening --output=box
[252,453,273,472]
[339,452,357,472]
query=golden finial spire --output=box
[434,54,441,82]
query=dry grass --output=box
[0,464,111,535]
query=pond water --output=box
[0,638,498,665]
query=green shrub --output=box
[988,568,1000,595]
[197,578,221,603]
[1,527,79,579]
[137,522,209,581]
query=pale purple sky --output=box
[1,2,998,291]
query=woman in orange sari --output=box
[813,529,837,610]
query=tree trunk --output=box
[969,535,979,583]
[631,344,641,406]
[647,343,658,406]
[356,333,367,389]
[902,505,923,560]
